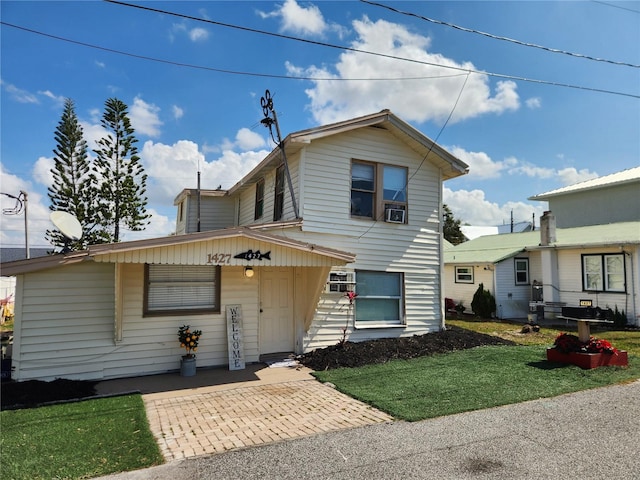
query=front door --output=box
[259,267,294,354]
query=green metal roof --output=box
[444,222,640,265]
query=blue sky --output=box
[1,0,639,248]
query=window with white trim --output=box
[455,266,474,284]
[514,258,529,285]
[254,178,265,220]
[354,271,405,325]
[582,254,625,292]
[351,160,407,222]
[273,164,285,221]
[144,264,221,316]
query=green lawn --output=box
[313,345,640,421]
[1,394,163,480]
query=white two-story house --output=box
[2,110,468,381]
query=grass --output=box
[314,344,640,422]
[448,318,640,355]
[0,394,163,480]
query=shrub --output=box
[471,283,496,319]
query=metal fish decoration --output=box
[234,250,271,261]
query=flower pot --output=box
[180,356,197,377]
[546,348,628,369]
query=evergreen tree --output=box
[46,98,99,251]
[92,98,150,242]
[443,204,466,245]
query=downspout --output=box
[626,250,638,326]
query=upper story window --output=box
[144,264,221,316]
[273,164,285,221]
[582,253,625,292]
[514,258,529,285]
[255,178,265,220]
[351,160,407,223]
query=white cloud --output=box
[235,128,267,150]
[118,208,173,241]
[443,186,545,228]
[1,80,38,104]
[129,96,162,138]
[526,97,541,109]
[32,156,55,188]
[556,167,599,185]
[38,90,65,106]
[140,139,268,206]
[448,147,507,179]
[288,16,520,125]
[172,105,184,120]
[258,0,327,36]
[189,27,209,42]
[95,61,106,69]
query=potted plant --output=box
[178,325,202,377]
[547,332,627,369]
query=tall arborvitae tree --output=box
[47,98,99,251]
[92,98,150,242]
[443,204,466,245]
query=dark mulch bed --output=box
[1,378,98,411]
[297,325,516,370]
[2,326,515,410]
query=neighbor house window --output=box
[514,258,529,285]
[144,264,221,316]
[351,160,407,222]
[455,266,474,284]
[273,164,285,221]
[355,271,404,325]
[582,254,625,292]
[254,178,265,220]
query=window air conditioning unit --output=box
[325,271,356,293]
[385,208,405,224]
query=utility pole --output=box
[259,90,299,219]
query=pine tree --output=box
[92,98,150,242]
[46,98,98,251]
[443,204,466,245]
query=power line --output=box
[361,0,640,69]
[2,11,638,99]
[592,1,640,14]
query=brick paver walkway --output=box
[143,379,393,461]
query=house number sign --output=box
[206,253,232,265]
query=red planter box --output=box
[546,348,628,369]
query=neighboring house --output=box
[1,247,50,321]
[1,110,468,382]
[444,166,640,324]
[460,221,533,241]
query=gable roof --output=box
[228,110,468,194]
[0,226,356,276]
[529,166,640,201]
[445,221,640,264]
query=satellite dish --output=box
[50,211,83,241]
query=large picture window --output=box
[582,254,625,292]
[144,264,221,316]
[351,160,407,222]
[455,266,474,284]
[355,271,404,326]
[514,258,529,285]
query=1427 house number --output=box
[206,253,232,265]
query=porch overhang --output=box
[88,227,355,267]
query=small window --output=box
[582,254,625,292]
[355,271,404,325]
[144,264,221,316]
[273,164,285,221]
[351,162,375,218]
[514,258,529,285]
[455,266,474,284]
[254,178,265,220]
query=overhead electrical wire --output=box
[2,4,639,99]
[361,0,640,69]
[100,1,639,99]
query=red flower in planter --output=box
[553,333,618,355]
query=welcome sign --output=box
[226,304,245,370]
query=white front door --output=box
[259,267,294,354]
